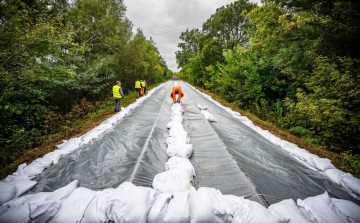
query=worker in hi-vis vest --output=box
[112,81,125,112]
[170,85,184,103]
[140,80,145,96]
[135,79,141,98]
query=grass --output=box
[0,83,161,180]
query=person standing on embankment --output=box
[112,81,125,112]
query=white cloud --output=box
[123,0,262,72]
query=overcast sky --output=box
[123,0,261,72]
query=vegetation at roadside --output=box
[0,0,173,169]
[175,0,360,174]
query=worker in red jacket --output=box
[170,85,184,103]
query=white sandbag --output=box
[297,191,350,223]
[148,193,173,223]
[268,199,309,223]
[165,156,196,176]
[49,187,97,223]
[189,187,233,223]
[106,182,159,223]
[168,124,190,144]
[8,179,38,197]
[57,137,81,151]
[323,169,347,185]
[22,159,53,176]
[29,200,61,223]
[165,191,191,223]
[200,110,216,122]
[0,182,16,206]
[0,194,32,216]
[0,180,77,221]
[81,188,114,223]
[45,180,78,201]
[313,157,336,171]
[42,150,64,164]
[225,195,282,223]
[197,104,207,110]
[340,174,360,196]
[331,198,360,223]
[4,163,36,182]
[153,169,193,193]
[0,192,51,223]
[166,143,193,159]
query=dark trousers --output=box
[114,98,121,112]
[144,87,146,94]
[135,88,140,98]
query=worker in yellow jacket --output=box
[112,81,125,112]
[135,79,141,98]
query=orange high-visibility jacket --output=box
[170,86,184,102]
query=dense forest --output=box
[0,0,173,168]
[176,0,360,156]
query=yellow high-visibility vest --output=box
[113,85,122,98]
[135,81,141,88]
[141,81,145,87]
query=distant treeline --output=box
[176,0,360,153]
[0,0,173,168]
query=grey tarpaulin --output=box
[30,82,173,192]
[179,81,359,205]
[29,80,358,207]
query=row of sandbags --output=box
[2,177,359,223]
[0,83,167,206]
[186,83,360,200]
[152,103,195,194]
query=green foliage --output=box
[176,0,360,153]
[0,0,171,168]
[341,151,360,178]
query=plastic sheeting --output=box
[29,81,173,192]
[179,81,359,205]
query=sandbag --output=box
[4,163,36,181]
[340,174,360,196]
[22,159,53,176]
[165,156,196,176]
[229,196,282,223]
[331,198,360,223]
[8,179,38,197]
[189,187,233,223]
[153,169,193,193]
[164,191,191,223]
[0,194,33,216]
[268,199,309,223]
[49,187,97,223]
[324,169,347,185]
[57,138,81,151]
[148,193,173,223]
[312,158,336,171]
[29,200,61,223]
[0,192,51,223]
[168,124,190,144]
[42,150,64,165]
[200,110,216,122]
[166,142,193,159]
[105,182,159,223]
[81,188,115,223]
[297,191,350,223]
[0,182,16,206]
